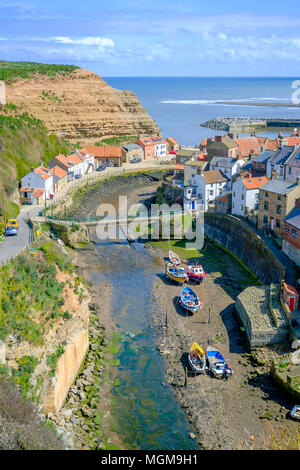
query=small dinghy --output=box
[186,265,205,282]
[179,286,202,313]
[165,263,188,285]
[290,405,300,421]
[188,343,206,374]
[169,250,181,266]
[206,346,233,379]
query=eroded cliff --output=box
[6,68,160,143]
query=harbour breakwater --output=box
[201,117,300,132]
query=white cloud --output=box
[52,36,114,47]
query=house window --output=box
[233,191,236,197]
[288,167,292,175]
[292,229,298,239]
[276,205,281,214]
[285,225,290,233]
[263,215,268,224]
[265,192,269,198]
[241,194,244,200]
[264,201,269,210]
[210,190,214,196]
[278,195,281,201]
[276,219,281,228]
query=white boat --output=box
[188,343,206,374]
[290,405,300,421]
[206,346,233,379]
[169,250,181,266]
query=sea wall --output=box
[204,213,284,284]
[42,296,90,413]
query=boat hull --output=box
[166,272,187,285]
[188,354,206,374]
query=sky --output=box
[1,1,300,76]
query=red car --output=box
[169,150,177,155]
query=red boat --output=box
[186,265,205,282]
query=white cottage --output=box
[210,156,246,190]
[20,166,54,200]
[184,169,228,212]
[232,176,269,217]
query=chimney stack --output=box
[215,135,223,143]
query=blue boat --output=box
[206,346,233,379]
[179,286,202,313]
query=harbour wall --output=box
[204,213,285,284]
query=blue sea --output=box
[103,77,300,145]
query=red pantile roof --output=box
[80,146,123,158]
[137,136,167,147]
[34,166,52,180]
[51,166,67,179]
[166,137,178,145]
[32,189,44,198]
[242,176,269,190]
[235,137,262,157]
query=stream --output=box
[90,239,199,450]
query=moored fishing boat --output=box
[186,265,205,282]
[188,342,206,374]
[206,346,233,379]
[169,250,181,266]
[165,263,188,285]
[290,405,300,421]
[179,286,202,313]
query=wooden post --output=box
[165,310,168,329]
[184,367,187,387]
[208,307,211,324]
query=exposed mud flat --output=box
[149,242,299,449]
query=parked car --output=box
[96,163,107,172]
[6,218,18,229]
[5,226,17,236]
[169,150,177,155]
[130,157,142,163]
[75,174,82,179]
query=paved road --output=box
[0,206,40,266]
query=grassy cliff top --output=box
[0,61,79,82]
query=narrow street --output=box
[0,205,40,266]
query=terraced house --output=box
[266,145,296,180]
[136,136,167,160]
[283,198,300,267]
[257,177,300,235]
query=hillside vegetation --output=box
[0,111,71,219]
[0,61,79,83]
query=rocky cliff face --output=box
[6,68,160,144]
